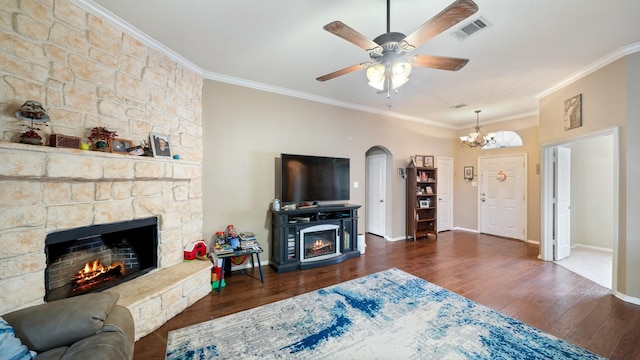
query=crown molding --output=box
[536,42,640,99]
[202,71,455,129]
[71,0,203,76]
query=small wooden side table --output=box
[213,246,264,293]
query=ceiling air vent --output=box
[452,16,491,40]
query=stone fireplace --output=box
[0,0,209,341]
[45,217,159,302]
[0,143,210,341]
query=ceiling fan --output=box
[316,0,478,95]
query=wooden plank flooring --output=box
[134,231,640,359]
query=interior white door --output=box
[366,154,386,237]
[555,146,571,260]
[437,157,453,232]
[480,155,525,240]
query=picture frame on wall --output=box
[111,138,134,154]
[464,166,474,180]
[564,93,582,130]
[150,133,172,157]
[423,155,434,168]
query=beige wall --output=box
[201,80,461,257]
[539,54,640,297]
[454,116,541,242]
[201,80,545,262]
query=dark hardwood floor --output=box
[134,231,640,359]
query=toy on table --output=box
[225,224,241,250]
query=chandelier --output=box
[460,110,496,148]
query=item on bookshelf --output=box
[426,186,433,194]
[415,156,424,167]
[420,171,428,182]
[423,155,434,168]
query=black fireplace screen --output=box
[45,217,158,301]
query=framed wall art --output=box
[564,93,582,130]
[464,166,474,180]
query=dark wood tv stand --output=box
[270,204,361,273]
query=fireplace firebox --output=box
[300,224,340,263]
[45,217,158,301]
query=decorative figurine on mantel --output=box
[15,100,49,145]
[88,126,118,151]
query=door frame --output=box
[365,147,392,240]
[478,153,527,241]
[540,127,619,292]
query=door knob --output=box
[380,199,384,203]
[481,198,486,202]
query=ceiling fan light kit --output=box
[316,0,478,96]
[460,110,496,148]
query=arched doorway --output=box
[365,146,392,239]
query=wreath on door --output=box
[496,170,507,182]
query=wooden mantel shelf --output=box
[0,141,199,181]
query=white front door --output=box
[555,146,571,260]
[479,154,526,240]
[437,157,453,232]
[366,154,386,237]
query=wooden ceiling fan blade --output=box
[316,63,367,82]
[402,0,478,50]
[412,54,469,71]
[323,21,381,52]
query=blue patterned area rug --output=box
[165,268,603,359]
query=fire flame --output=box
[73,259,125,284]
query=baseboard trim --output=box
[613,291,640,306]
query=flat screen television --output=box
[280,154,350,204]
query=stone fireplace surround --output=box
[0,142,211,340]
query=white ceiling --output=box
[82,0,640,129]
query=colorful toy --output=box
[184,240,207,261]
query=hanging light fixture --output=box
[460,110,496,148]
[366,58,412,92]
